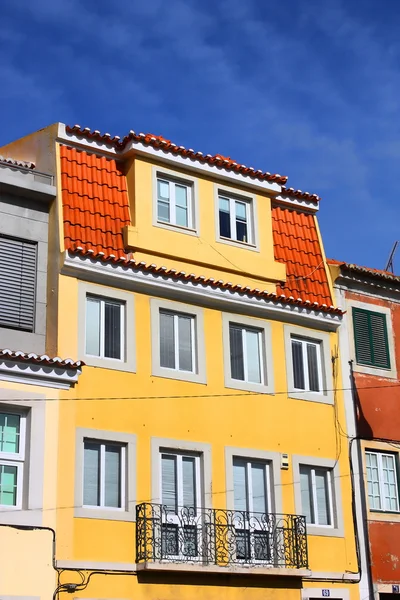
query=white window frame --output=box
[151,299,206,384]
[0,410,27,511]
[85,295,125,362]
[82,439,126,512]
[365,450,400,513]
[222,313,274,394]
[75,428,136,522]
[160,451,202,509]
[78,282,136,373]
[152,167,199,236]
[214,184,259,251]
[293,455,344,537]
[291,336,323,395]
[300,465,334,528]
[284,325,333,404]
[159,310,196,374]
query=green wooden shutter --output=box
[352,307,390,369]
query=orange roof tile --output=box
[272,205,333,306]
[60,145,339,314]
[61,145,131,256]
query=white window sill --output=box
[217,236,259,252]
[0,508,43,527]
[306,524,344,537]
[152,367,206,385]
[288,389,333,405]
[155,220,198,237]
[83,355,136,373]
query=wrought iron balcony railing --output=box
[136,503,308,570]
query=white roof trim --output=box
[273,194,319,212]
[57,123,282,195]
[0,359,82,389]
[62,253,342,331]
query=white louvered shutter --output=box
[0,237,37,331]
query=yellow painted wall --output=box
[124,157,286,288]
[55,274,358,598]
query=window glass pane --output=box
[382,454,399,511]
[83,442,100,506]
[182,456,196,508]
[235,201,247,220]
[245,329,262,384]
[300,467,313,524]
[235,202,248,243]
[162,454,177,512]
[0,413,20,454]
[176,206,188,227]
[292,340,305,390]
[104,445,122,508]
[0,464,17,506]
[229,325,245,381]
[158,200,170,223]
[307,343,320,392]
[178,315,193,372]
[366,452,382,510]
[86,297,100,356]
[219,197,231,238]
[175,185,188,209]
[251,463,267,514]
[315,469,331,525]
[157,180,170,200]
[233,459,248,512]
[160,312,175,369]
[104,301,122,360]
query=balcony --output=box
[136,503,309,576]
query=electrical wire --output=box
[3,380,400,402]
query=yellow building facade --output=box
[1,124,360,600]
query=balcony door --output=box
[233,458,272,562]
[161,451,201,559]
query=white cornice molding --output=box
[0,359,82,389]
[62,253,342,331]
[273,194,319,213]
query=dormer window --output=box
[156,176,194,230]
[217,192,254,246]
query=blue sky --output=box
[1,0,399,270]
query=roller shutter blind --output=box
[353,307,390,369]
[0,236,37,332]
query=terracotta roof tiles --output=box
[272,205,332,306]
[328,259,400,285]
[60,144,338,314]
[0,155,35,169]
[61,145,131,257]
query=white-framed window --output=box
[160,310,196,373]
[0,410,26,509]
[151,299,206,384]
[222,314,273,394]
[229,324,264,385]
[291,336,323,394]
[366,451,399,512]
[85,295,125,361]
[79,282,136,373]
[160,450,202,558]
[233,458,272,562]
[284,326,333,404]
[83,439,126,510]
[218,194,253,244]
[157,176,194,229]
[161,451,201,512]
[300,465,333,527]
[75,428,136,521]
